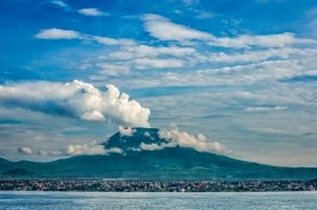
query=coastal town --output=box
[1,179,316,192]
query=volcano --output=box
[1,128,317,180]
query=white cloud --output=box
[51,0,68,8]
[143,14,211,42]
[37,150,62,156]
[109,45,196,60]
[140,127,226,153]
[140,142,165,151]
[111,57,317,88]
[95,63,130,76]
[139,127,226,153]
[101,44,195,71]
[78,8,109,16]
[35,28,135,47]
[134,58,185,69]
[66,143,123,155]
[35,28,81,40]
[182,0,199,6]
[0,80,151,127]
[104,83,151,126]
[206,48,297,64]
[158,127,226,153]
[66,144,104,155]
[245,106,287,112]
[17,147,33,155]
[144,131,151,137]
[90,36,135,46]
[142,14,316,48]
[210,32,317,49]
[118,126,136,136]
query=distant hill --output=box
[2,168,36,177]
[1,128,317,180]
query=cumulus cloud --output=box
[35,28,81,40]
[138,127,226,153]
[158,127,226,153]
[17,147,33,155]
[118,126,136,136]
[0,80,151,127]
[78,8,109,16]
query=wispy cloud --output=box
[78,8,109,16]
[35,28,81,40]
[51,0,68,8]
[33,142,124,156]
[245,106,287,112]
[37,150,62,156]
[34,28,135,47]
[134,57,185,69]
[109,45,196,60]
[66,143,109,155]
[88,35,136,46]
[17,146,33,155]
[105,44,195,70]
[210,32,316,49]
[143,14,211,42]
[142,14,316,48]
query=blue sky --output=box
[0,0,317,166]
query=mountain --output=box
[2,168,36,177]
[1,128,317,180]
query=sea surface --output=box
[0,191,317,210]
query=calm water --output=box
[0,191,317,210]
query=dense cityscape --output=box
[1,179,316,192]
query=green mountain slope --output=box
[1,128,317,180]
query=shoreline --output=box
[1,190,317,194]
[1,179,316,192]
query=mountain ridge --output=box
[1,128,317,180]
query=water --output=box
[0,191,317,210]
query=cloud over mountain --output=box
[158,127,226,153]
[0,80,151,127]
[66,143,122,155]
[138,127,226,153]
[17,147,33,155]
[108,127,226,154]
